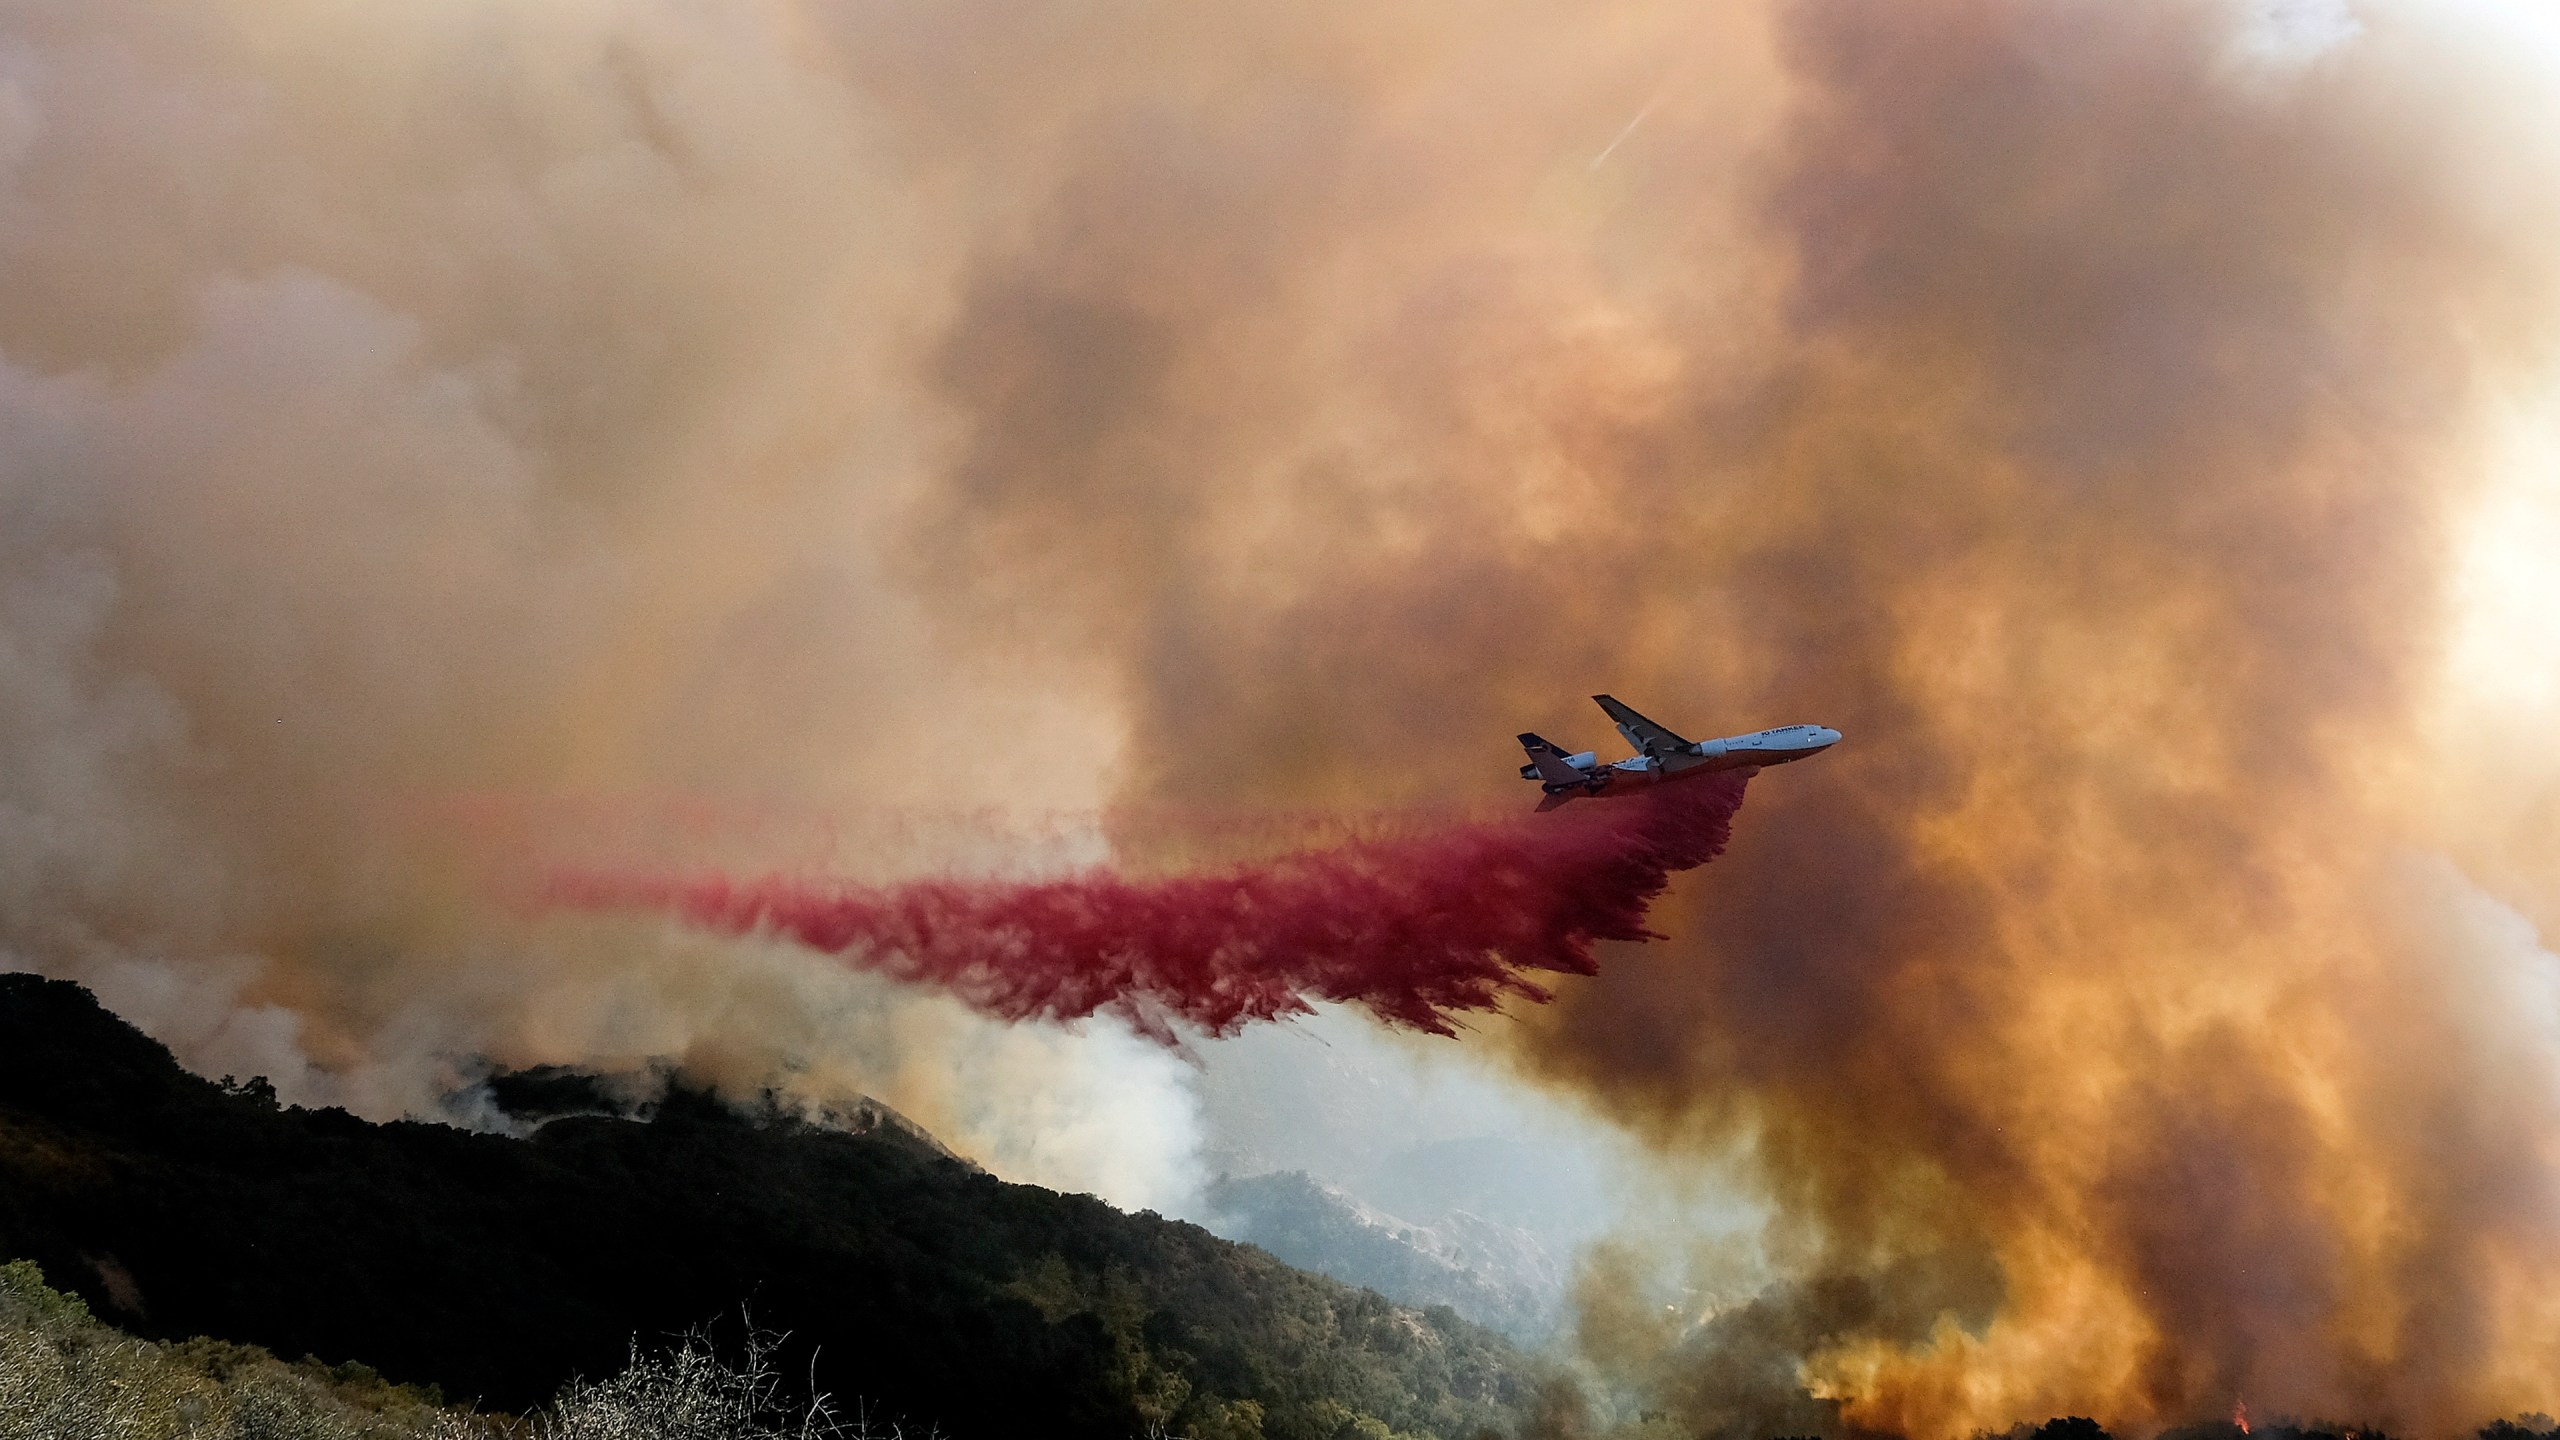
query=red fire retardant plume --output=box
[546,775,1750,1042]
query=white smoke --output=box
[0,0,1193,1208]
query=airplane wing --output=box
[1592,695,1693,756]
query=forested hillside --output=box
[0,975,1537,1440]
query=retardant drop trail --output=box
[545,774,1749,1041]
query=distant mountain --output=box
[0,974,1540,1440]
[1363,1136,1616,1244]
[1202,1171,1566,1342]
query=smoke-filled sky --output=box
[5,0,2560,1435]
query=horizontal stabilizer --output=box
[1517,733,1593,786]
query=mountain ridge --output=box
[0,972,1539,1440]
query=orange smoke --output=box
[899,0,2560,1434]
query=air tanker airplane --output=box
[1519,695,1841,810]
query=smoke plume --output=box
[893,0,2560,1432]
[549,777,1746,1040]
[5,0,2560,1432]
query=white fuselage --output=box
[1535,723,1841,808]
[1675,724,1844,772]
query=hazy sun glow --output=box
[2445,394,2560,726]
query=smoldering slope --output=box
[4,0,2560,1435]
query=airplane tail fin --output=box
[1517,733,1590,786]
